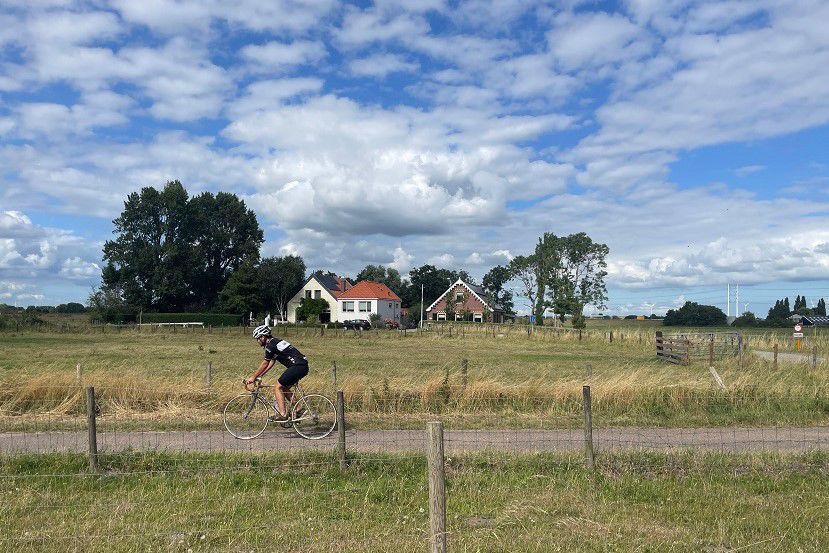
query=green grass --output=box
[1,451,827,552]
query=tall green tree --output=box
[188,191,264,309]
[258,255,306,321]
[482,265,514,315]
[817,298,827,316]
[402,265,458,308]
[664,302,727,326]
[102,181,263,312]
[542,232,609,328]
[509,254,544,323]
[355,264,403,296]
[218,261,263,314]
[102,181,192,311]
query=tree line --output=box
[88,181,611,327]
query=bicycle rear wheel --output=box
[292,394,337,440]
[224,393,270,439]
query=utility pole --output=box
[735,285,740,318]
[420,284,424,329]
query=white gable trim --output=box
[425,279,492,312]
[288,275,339,305]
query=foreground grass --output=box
[0,451,827,552]
[1,329,828,429]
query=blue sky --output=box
[1,0,828,315]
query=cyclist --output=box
[245,325,309,421]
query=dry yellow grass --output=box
[1,327,827,428]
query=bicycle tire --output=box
[291,394,337,440]
[223,393,270,440]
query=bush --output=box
[295,298,329,323]
[664,302,727,326]
[732,312,760,327]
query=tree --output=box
[664,302,727,326]
[56,302,86,314]
[509,255,544,324]
[188,191,264,309]
[102,181,263,313]
[258,255,306,321]
[87,284,128,323]
[218,261,263,314]
[482,265,514,315]
[766,297,793,326]
[402,265,458,308]
[102,181,192,311]
[355,264,403,297]
[732,311,759,327]
[541,233,609,329]
[817,298,827,316]
[295,297,328,323]
[443,290,457,321]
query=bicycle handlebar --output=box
[243,377,262,392]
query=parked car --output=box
[343,319,371,330]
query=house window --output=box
[473,313,482,323]
[314,290,321,299]
[359,301,371,312]
[455,313,463,321]
[437,312,446,321]
[305,290,312,299]
[455,292,464,302]
[343,301,355,312]
[389,302,392,309]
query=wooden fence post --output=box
[206,361,212,387]
[427,421,447,553]
[582,385,594,470]
[75,362,82,384]
[86,386,98,473]
[337,391,347,470]
[813,346,818,369]
[331,361,338,388]
[461,358,468,387]
[774,344,778,370]
[578,329,582,341]
[708,339,714,367]
[609,331,613,343]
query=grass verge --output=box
[1,451,828,552]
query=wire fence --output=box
[2,381,829,552]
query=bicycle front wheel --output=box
[292,394,337,440]
[224,393,270,440]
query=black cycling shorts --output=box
[278,363,309,387]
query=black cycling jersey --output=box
[263,337,307,368]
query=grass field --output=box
[1,325,828,429]
[1,452,827,552]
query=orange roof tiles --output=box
[339,281,401,301]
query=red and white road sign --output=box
[794,324,803,332]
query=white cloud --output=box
[349,53,419,77]
[241,40,327,73]
[735,164,766,177]
[548,12,650,71]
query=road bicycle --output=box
[223,378,337,440]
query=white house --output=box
[286,272,352,323]
[337,281,402,323]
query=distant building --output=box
[337,281,402,324]
[801,315,829,327]
[425,279,504,323]
[286,272,352,323]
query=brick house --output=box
[425,279,504,323]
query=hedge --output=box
[139,313,244,326]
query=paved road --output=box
[754,350,824,364]
[1,427,827,454]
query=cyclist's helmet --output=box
[252,325,271,339]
